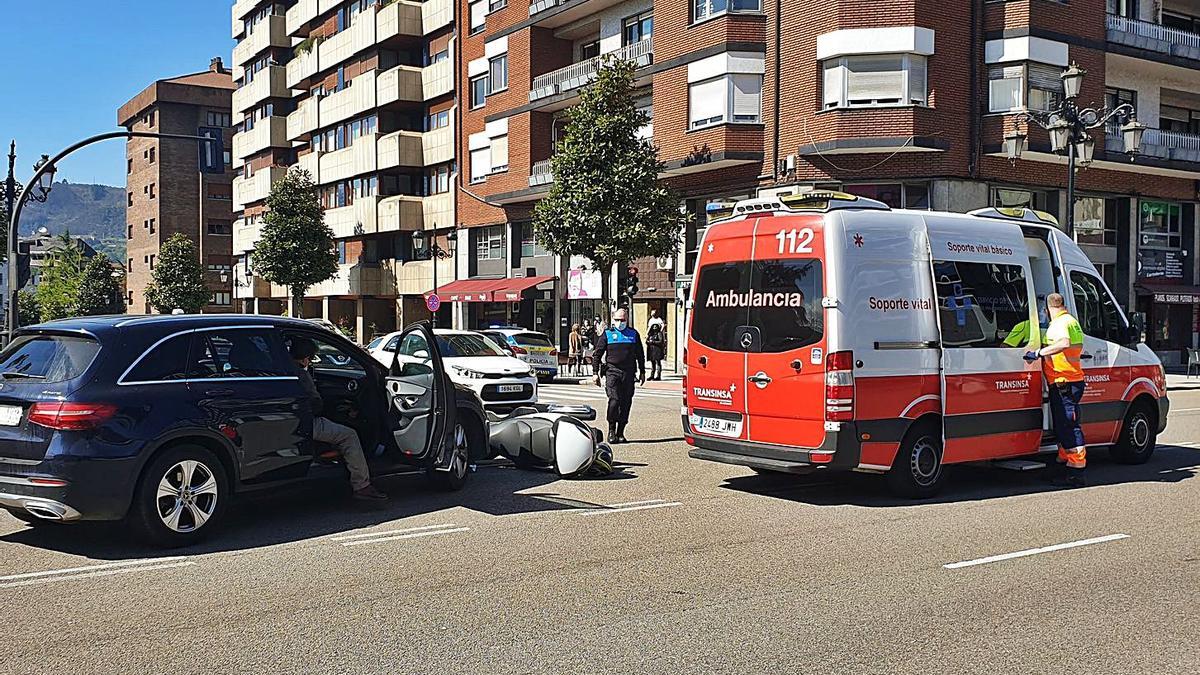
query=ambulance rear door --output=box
[926,215,1043,462]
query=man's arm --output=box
[1038,337,1072,357]
[592,330,608,377]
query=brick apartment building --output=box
[456,0,1200,368]
[118,58,238,314]
[230,0,456,340]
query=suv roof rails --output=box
[968,206,1059,226]
[707,191,890,220]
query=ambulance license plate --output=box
[690,413,742,438]
[0,405,22,426]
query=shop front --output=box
[1135,285,1200,366]
[1134,199,1198,366]
[431,276,557,332]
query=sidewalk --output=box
[1167,373,1200,391]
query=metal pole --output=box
[5,131,217,340]
[198,172,205,314]
[4,142,16,338]
[1065,131,1076,239]
[431,239,439,329]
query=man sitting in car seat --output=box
[289,337,388,503]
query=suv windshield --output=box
[437,334,507,357]
[512,333,553,348]
[0,334,102,383]
[691,258,824,353]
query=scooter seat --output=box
[486,406,540,424]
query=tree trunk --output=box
[291,286,304,319]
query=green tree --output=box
[35,233,86,321]
[252,168,337,317]
[77,254,124,316]
[145,233,209,314]
[17,290,40,327]
[532,59,687,311]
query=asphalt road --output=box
[2,379,1199,674]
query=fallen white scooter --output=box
[486,403,614,477]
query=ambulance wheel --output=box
[887,424,945,499]
[1109,402,1157,465]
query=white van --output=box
[683,192,1169,497]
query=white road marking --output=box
[579,501,683,516]
[1159,465,1200,474]
[0,560,195,589]
[341,527,470,547]
[604,499,667,508]
[944,534,1130,570]
[329,524,459,542]
[0,556,189,582]
[1172,407,1200,414]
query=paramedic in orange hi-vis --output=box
[1025,292,1087,488]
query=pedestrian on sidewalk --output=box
[592,308,645,444]
[568,323,583,376]
[646,321,667,381]
[1026,292,1087,488]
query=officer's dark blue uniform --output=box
[592,323,645,443]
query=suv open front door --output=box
[386,323,449,463]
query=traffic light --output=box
[624,265,639,299]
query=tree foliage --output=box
[77,254,124,316]
[17,290,39,327]
[35,233,86,322]
[145,233,209,314]
[253,168,338,317]
[532,59,688,309]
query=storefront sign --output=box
[1137,249,1185,280]
[567,268,602,299]
[1152,292,1200,304]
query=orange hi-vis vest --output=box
[1043,313,1085,384]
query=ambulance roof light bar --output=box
[967,206,1060,226]
[709,191,890,221]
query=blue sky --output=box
[0,1,233,187]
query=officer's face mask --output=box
[614,320,627,331]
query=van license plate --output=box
[0,406,22,426]
[497,384,524,393]
[690,414,742,438]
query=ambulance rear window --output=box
[691,259,823,353]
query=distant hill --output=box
[18,181,126,262]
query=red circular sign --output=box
[426,294,441,312]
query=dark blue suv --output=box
[0,316,488,547]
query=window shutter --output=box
[470,1,486,30]
[823,60,844,107]
[1026,63,1063,92]
[845,55,905,103]
[470,147,490,180]
[688,78,727,128]
[907,55,927,104]
[490,135,508,170]
[731,74,763,122]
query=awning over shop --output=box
[1135,284,1200,304]
[490,275,557,302]
[430,278,508,303]
[427,275,557,302]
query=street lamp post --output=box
[1003,63,1147,237]
[5,131,222,341]
[412,227,457,328]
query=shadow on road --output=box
[0,458,638,560]
[719,444,1200,508]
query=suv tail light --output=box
[824,351,854,422]
[510,345,528,355]
[29,402,119,431]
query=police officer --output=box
[592,308,645,444]
[1025,292,1087,487]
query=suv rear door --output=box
[386,323,448,461]
[743,215,828,448]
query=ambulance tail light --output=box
[825,351,855,422]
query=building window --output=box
[210,292,232,306]
[128,192,133,207]
[581,40,601,60]
[469,0,486,34]
[426,110,450,130]
[127,158,133,174]
[1107,0,1138,19]
[128,224,134,239]
[991,187,1050,211]
[337,241,347,264]
[519,223,548,258]
[688,74,763,130]
[425,164,452,194]
[150,218,156,234]
[428,49,450,65]
[1073,197,1117,247]
[207,220,233,236]
[469,147,490,183]
[824,54,927,109]
[149,147,156,164]
[470,75,488,108]
[1161,104,1200,135]
[223,150,232,167]
[488,54,508,93]
[490,134,509,173]
[128,258,133,272]
[477,226,505,260]
[149,184,156,199]
[623,11,653,46]
[489,0,506,11]
[206,111,232,127]
[987,63,1062,113]
[149,254,156,269]
[1139,200,1183,250]
[842,183,930,209]
[694,0,761,22]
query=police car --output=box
[480,327,560,382]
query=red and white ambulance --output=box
[682,192,1169,497]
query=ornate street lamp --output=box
[413,227,457,328]
[1009,62,1142,236]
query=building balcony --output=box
[1106,126,1200,164]
[310,263,400,298]
[232,65,288,113]
[233,116,289,161]
[422,0,453,34]
[378,65,425,106]
[378,131,425,170]
[376,0,423,43]
[394,258,454,296]
[287,45,319,90]
[287,96,319,141]
[422,191,453,230]
[378,195,426,233]
[231,0,260,38]
[233,14,288,67]
[286,0,319,37]
[528,0,631,28]
[325,196,382,239]
[321,71,381,129]
[529,159,554,187]
[423,58,454,100]
[320,135,380,184]
[233,218,260,255]
[531,39,652,102]
[422,123,454,165]
[1107,13,1200,62]
[233,166,287,207]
